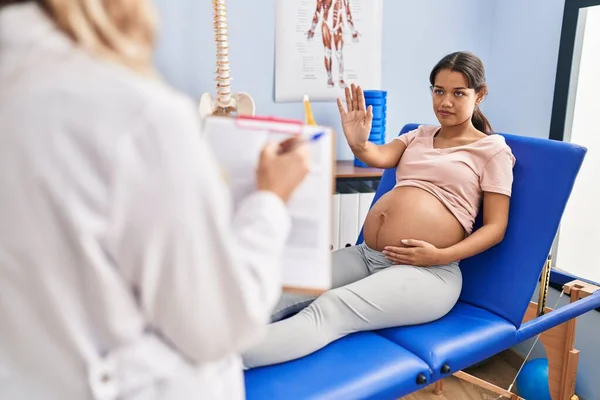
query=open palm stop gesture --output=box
[336,84,374,149]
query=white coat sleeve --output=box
[106,94,291,363]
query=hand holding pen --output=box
[277,131,324,154]
[257,135,316,203]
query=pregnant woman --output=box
[242,51,515,369]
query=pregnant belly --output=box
[362,186,465,251]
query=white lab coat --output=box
[0,3,290,399]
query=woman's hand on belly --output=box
[382,239,450,267]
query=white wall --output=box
[554,5,600,285]
[484,0,565,138]
[151,0,494,160]
[377,1,493,148]
[150,0,572,147]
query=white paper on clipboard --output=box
[203,115,333,292]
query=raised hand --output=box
[336,83,373,150]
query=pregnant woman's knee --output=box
[302,285,387,337]
[331,246,370,287]
[414,268,462,322]
[300,288,356,337]
[333,264,463,328]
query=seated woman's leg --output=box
[243,255,462,369]
[269,245,372,322]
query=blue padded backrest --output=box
[356,123,586,327]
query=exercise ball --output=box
[516,358,552,400]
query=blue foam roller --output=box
[370,103,387,110]
[370,105,387,112]
[370,125,385,134]
[372,108,386,119]
[363,90,387,98]
[371,118,386,127]
[364,90,386,95]
[368,133,385,142]
[365,98,386,106]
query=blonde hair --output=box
[41,0,157,75]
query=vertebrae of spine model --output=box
[199,0,255,118]
[213,0,231,109]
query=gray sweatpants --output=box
[242,243,462,369]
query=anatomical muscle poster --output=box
[275,0,383,102]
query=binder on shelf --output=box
[331,191,340,251]
[336,182,360,249]
[354,181,376,230]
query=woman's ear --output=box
[476,86,488,105]
[476,92,486,105]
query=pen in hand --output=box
[277,132,324,154]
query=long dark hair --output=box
[429,51,493,134]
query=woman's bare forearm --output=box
[440,224,505,264]
[350,140,406,169]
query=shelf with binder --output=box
[331,179,378,251]
[332,160,382,250]
[335,160,383,180]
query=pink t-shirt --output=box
[394,125,516,234]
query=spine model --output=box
[199,0,255,118]
[213,0,232,111]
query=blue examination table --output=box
[244,123,600,399]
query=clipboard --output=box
[203,115,335,294]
